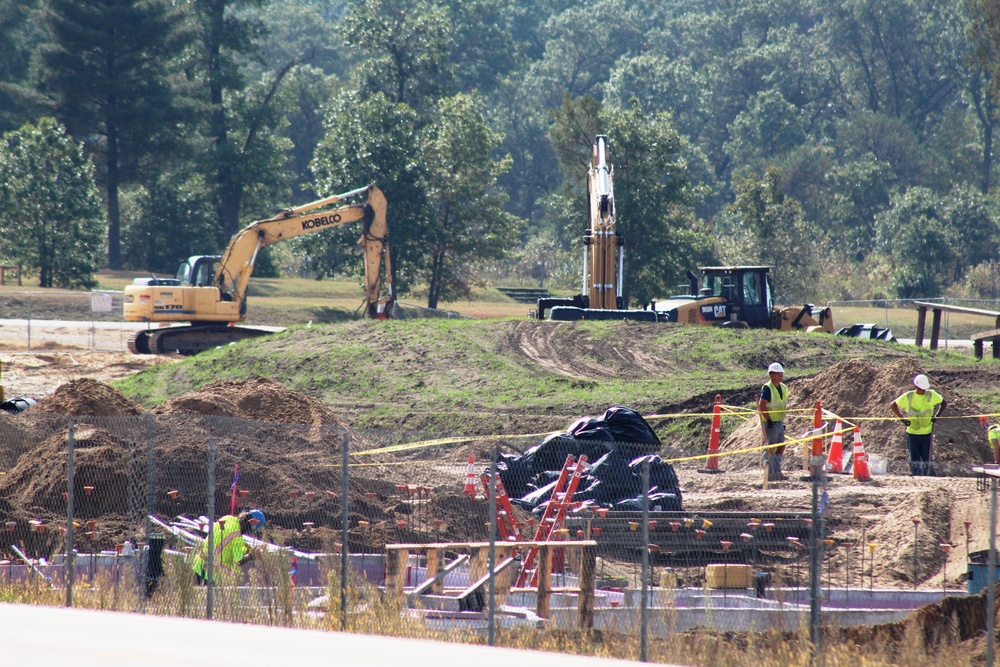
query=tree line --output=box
[1,0,1000,306]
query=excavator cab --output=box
[176,256,221,287]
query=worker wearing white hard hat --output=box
[890,374,945,476]
[758,362,788,481]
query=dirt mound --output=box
[153,376,346,426]
[0,423,133,524]
[719,358,992,470]
[31,378,143,417]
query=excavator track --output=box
[128,325,274,356]
[127,330,152,355]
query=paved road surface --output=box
[0,603,665,667]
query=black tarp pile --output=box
[495,406,682,514]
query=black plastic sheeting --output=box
[495,406,682,514]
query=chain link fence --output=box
[0,413,991,664]
[0,291,135,351]
[828,297,1000,341]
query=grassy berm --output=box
[115,318,995,445]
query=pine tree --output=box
[38,0,192,269]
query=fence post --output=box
[206,439,216,620]
[341,431,349,632]
[988,479,996,667]
[65,419,75,607]
[142,414,155,609]
[809,466,825,664]
[640,457,650,662]
[488,446,498,646]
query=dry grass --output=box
[0,547,984,667]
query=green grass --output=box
[112,319,986,444]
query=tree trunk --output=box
[427,250,445,309]
[205,0,237,238]
[983,119,993,196]
[106,122,121,269]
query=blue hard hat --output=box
[248,509,266,532]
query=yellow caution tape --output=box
[350,406,1000,459]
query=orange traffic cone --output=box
[826,419,845,473]
[852,427,871,481]
[463,456,477,497]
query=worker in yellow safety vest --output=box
[989,424,1000,464]
[890,374,944,477]
[192,509,266,584]
[758,362,789,481]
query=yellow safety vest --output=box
[989,426,1000,447]
[191,515,246,581]
[894,390,943,435]
[761,381,788,422]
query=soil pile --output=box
[718,358,991,470]
[153,376,346,426]
[0,375,480,555]
[31,378,143,417]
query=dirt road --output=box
[0,351,170,399]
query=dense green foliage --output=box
[0,118,105,288]
[3,0,1000,301]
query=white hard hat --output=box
[913,374,930,390]
[768,362,784,374]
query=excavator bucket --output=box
[835,323,897,342]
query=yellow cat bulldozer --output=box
[647,266,835,333]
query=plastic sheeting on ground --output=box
[496,406,682,513]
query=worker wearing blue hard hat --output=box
[192,509,266,584]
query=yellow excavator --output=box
[124,185,394,354]
[647,266,834,332]
[537,136,656,322]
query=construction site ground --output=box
[4,321,1000,663]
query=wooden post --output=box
[495,546,515,599]
[930,308,942,351]
[469,546,487,584]
[385,548,408,598]
[425,549,442,594]
[915,306,927,347]
[976,340,985,360]
[578,543,596,629]
[536,544,552,619]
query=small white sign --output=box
[90,292,114,313]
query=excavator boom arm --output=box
[214,186,392,314]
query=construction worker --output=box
[758,362,789,481]
[989,424,1000,464]
[192,509,266,584]
[891,374,945,476]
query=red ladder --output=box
[515,454,589,588]
[480,472,524,542]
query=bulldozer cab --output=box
[699,266,774,327]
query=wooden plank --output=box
[410,553,468,597]
[971,328,1000,341]
[455,556,519,612]
[913,301,1000,318]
